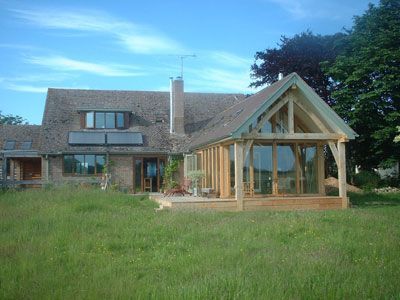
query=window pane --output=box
[229,144,235,195]
[21,141,32,150]
[274,106,288,133]
[277,144,297,194]
[105,112,115,129]
[117,113,124,128]
[299,144,318,194]
[96,155,105,174]
[86,155,95,174]
[253,144,273,194]
[4,140,15,150]
[95,112,105,128]
[86,112,94,128]
[74,155,85,174]
[63,155,74,173]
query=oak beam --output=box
[242,133,346,140]
[288,96,294,133]
[252,97,289,134]
[328,142,339,166]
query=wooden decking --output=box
[151,195,346,211]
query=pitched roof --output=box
[0,124,41,151]
[190,72,357,149]
[189,73,294,149]
[40,88,245,153]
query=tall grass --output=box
[1,187,399,299]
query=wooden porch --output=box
[151,194,346,211]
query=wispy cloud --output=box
[3,82,91,93]
[4,83,48,93]
[11,8,183,54]
[188,67,257,93]
[268,0,308,19]
[24,55,144,77]
[208,51,252,68]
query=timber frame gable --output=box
[187,72,358,211]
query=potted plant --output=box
[187,170,205,197]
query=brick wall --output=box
[110,155,133,191]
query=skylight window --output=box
[3,140,16,150]
[20,141,33,150]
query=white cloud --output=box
[209,51,252,68]
[11,8,183,54]
[24,55,144,77]
[5,83,48,93]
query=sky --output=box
[0,0,377,124]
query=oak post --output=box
[338,141,348,208]
[234,141,244,210]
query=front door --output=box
[133,157,165,193]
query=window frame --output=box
[63,154,106,176]
[84,111,126,129]
[3,140,16,150]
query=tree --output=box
[395,126,400,143]
[250,31,346,105]
[326,0,400,170]
[0,111,27,125]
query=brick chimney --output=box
[170,77,185,134]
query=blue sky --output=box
[0,0,376,124]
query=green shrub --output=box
[354,170,380,190]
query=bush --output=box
[379,176,400,188]
[354,170,380,190]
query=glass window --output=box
[86,112,94,128]
[96,155,105,174]
[4,140,15,150]
[63,154,104,175]
[274,106,289,133]
[277,144,297,194]
[159,159,165,191]
[229,144,235,194]
[86,155,95,174]
[63,155,74,174]
[298,144,318,194]
[20,141,32,150]
[105,112,115,129]
[95,112,105,128]
[117,113,124,128]
[253,143,273,194]
[74,155,85,174]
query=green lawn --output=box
[1,188,399,299]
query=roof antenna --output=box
[179,54,196,78]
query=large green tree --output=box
[326,0,400,170]
[0,111,27,125]
[250,31,346,105]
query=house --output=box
[0,124,42,186]
[0,73,357,210]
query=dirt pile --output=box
[324,177,362,193]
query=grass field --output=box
[1,187,400,299]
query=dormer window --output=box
[83,111,127,129]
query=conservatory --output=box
[185,73,357,211]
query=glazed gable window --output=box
[84,112,126,129]
[63,154,106,175]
